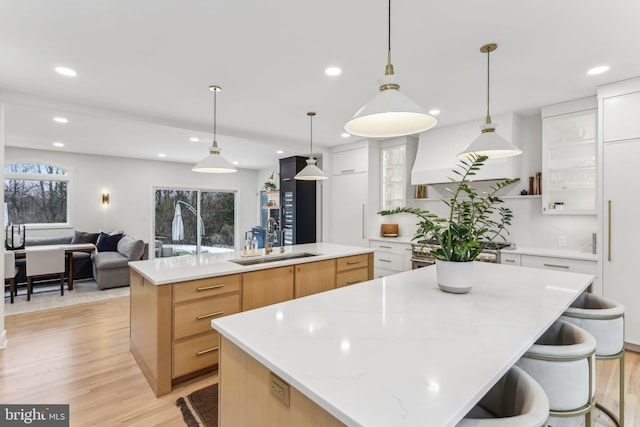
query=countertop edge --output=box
[503,246,598,261]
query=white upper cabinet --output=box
[541,97,597,215]
[602,90,640,143]
[330,146,368,175]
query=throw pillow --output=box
[71,230,100,244]
[96,232,124,252]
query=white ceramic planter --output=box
[435,259,474,294]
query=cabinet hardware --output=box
[282,177,291,182]
[197,284,224,291]
[379,245,392,249]
[608,200,612,262]
[341,169,356,174]
[347,260,361,265]
[379,258,392,263]
[196,346,220,356]
[504,259,516,263]
[196,310,225,320]
[543,263,569,269]
[346,280,361,284]
[361,204,365,239]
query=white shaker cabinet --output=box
[599,77,640,346]
[541,97,597,214]
[369,239,411,278]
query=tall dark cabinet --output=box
[279,156,316,245]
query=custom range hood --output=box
[411,112,522,185]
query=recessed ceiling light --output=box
[587,65,610,76]
[53,117,68,124]
[276,150,284,154]
[428,109,441,116]
[158,153,166,158]
[55,66,77,77]
[189,137,199,142]
[232,161,239,165]
[341,132,351,138]
[325,67,342,76]
[52,142,64,147]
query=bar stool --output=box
[560,292,625,426]
[516,319,596,426]
[456,365,549,427]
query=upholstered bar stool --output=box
[560,292,625,426]
[516,319,596,426]
[456,365,549,427]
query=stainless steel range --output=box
[410,240,514,269]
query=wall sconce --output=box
[102,192,110,205]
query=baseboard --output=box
[0,329,7,349]
[625,342,640,353]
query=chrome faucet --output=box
[265,217,279,254]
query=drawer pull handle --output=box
[197,284,225,291]
[347,280,362,284]
[347,260,361,265]
[379,245,392,249]
[379,258,392,263]
[196,346,220,356]
[341,169,356,174]
[196,310,225,320]
[543,263,569,269]
[505,259,516,263]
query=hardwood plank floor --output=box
[0,297,216,426]
[1,296,638,426]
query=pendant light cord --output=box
[213,89,217,144]
[386,0,392,70]
[309,113,314,158]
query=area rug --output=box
[176,383,218,427]
[4,280,129,316]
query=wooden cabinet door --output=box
[242,266,294,311]
[295,260,336,298]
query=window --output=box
[154,188,236,257]
[4,163,70,226]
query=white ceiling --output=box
[1,0,639,170]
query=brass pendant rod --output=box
[308,112,316,159]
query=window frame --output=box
[4,160,74,229]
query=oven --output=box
[410,240,512,269]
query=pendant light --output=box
[192,85,237,173]
[295,112,327,181]
[344,0,437,138]
[458,44,522,159]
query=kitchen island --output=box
[128,243,373,396]
[212,262,593,427]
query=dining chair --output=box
[26,247,66,301]
[4,250,18,303]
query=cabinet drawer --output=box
[374,251,403,271]
[173,332,219,379]
[336,268,369,288]
[336,254,369,272]
[173,274,241,303]
[174,293,240,340]
[500,253,521,266]
[369,240,407,253]
[521,255,596,275]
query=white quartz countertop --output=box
[502,246,598,261]
[212,262,593,427]
[128,242,373,285]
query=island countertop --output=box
[212,262,593,427]
[128,242,373,285]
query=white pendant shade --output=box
[345,75,437,138]
[295,158,327,180]
[458,123,522,159]
[192,143,237,173]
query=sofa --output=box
[92,234,147,290]
[14,231,147,290]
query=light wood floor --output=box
[0,297,638,426]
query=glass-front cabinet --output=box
[380,137,417,210]
[542,98,597,215]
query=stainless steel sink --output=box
[230,252,318,266]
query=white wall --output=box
[5,147,259,250]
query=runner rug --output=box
[176,383,218,427]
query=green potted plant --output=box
[263,181,278,192]
[378,154,519,293]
